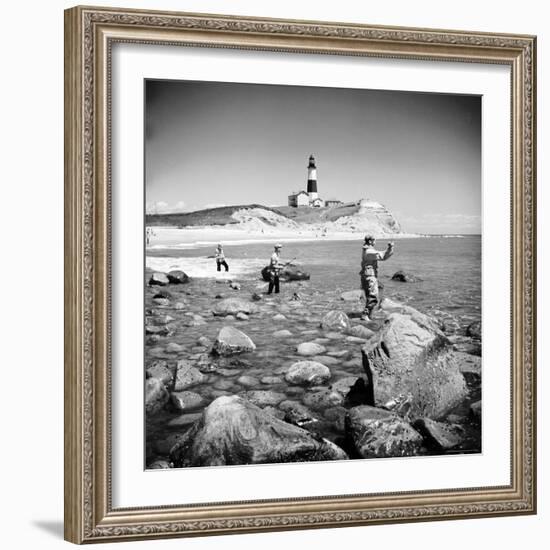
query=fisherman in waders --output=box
[267,243,284,294]
[215,244,229,272]
[360,235,394,321]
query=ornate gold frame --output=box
[64,5,537,544]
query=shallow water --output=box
[145,236,482,466]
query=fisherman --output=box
[215,244,229,272]
[360,235,394,321]
[267,243,284,294]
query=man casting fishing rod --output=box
[267,243,296,295]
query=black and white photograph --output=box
[144,79,482,469]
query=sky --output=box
[145,80,481,234]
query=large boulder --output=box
[212,298,259,317]
[320,310,351,332]
[145,377,169,414]
[261,264,311,282]
[167,270,189,284]
[170,395,348,467]
[285,361,331,386]
[146,360,173,386]
[346,405,424,458]
[149,272,169,286]
[361,304,468,420]
[212,326,256,356]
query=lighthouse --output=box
[307,154,318,199]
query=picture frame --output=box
[64,5,537,544]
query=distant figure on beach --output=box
[146,227,151,246]
[360,235,394,321]
[267,244,284,294]
[215,244,229,272]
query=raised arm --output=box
[380,242,394,261]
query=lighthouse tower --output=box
[307,154,318,200]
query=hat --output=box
[274,243,283,249]
[364,234,375,243]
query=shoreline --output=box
[146,226,473,252]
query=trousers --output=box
[361,273,379,314]
[268,274,280,294]
[216,260,229,272]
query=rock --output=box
[331,376,361,396]
[302,389,344,411]
[345,378,374,408]
[345,336,367,344]
[196,336,211,348]
[323,406,347,432]
[412,418,464,451]
[174,302,186,310]
[195,353,217,373]
[251,292,263,301]
[467,320,482,339]
[145,378,169,414]
[213,378,235,391]
[262,406,286,420]
[145,325,171,336]
[347,405,424,458]
[361,305,468,419]
[391,270,421,283]
[166,342,183,354]
[235,312,249,321]
[171,391,204,412]
[146,360,173,386]
[152,297,170,307]
[470,400,482,420]
[320,310,351,332]
[229,282,241,290]
[281,401,320,429]
[153,289,172,299]
[213,298,259,317]
[241,390,286,407]
[296,342,326,356]
[456,352,482,377]
[170,396,348,467]
[311,355,340,367]
[167,270,189,284]
[174,360,206,391]
[273,329,293,338]
[237,375,260,388]
[148,459,171,469]
[261,375,284,385]
[285,361,331,386]
[149,314,175,326]
[340,289,365,302]
[261,264,311,282]
[149,272,169,286]
[167,412,203,427]
[327,350,350,358]
[348,325,374,340]
[273,313,286,321]
[290,292,302,301]
[212,326,256,356]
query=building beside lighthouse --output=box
[288,154,325,208]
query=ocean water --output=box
[147,236,481,339]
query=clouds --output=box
[146,200,186,215]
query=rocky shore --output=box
[145,266,481,469]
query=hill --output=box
[146,200,402,237]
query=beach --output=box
[145,233,482,468]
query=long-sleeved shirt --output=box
[215,248,225,261]
[361,245,393,277]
